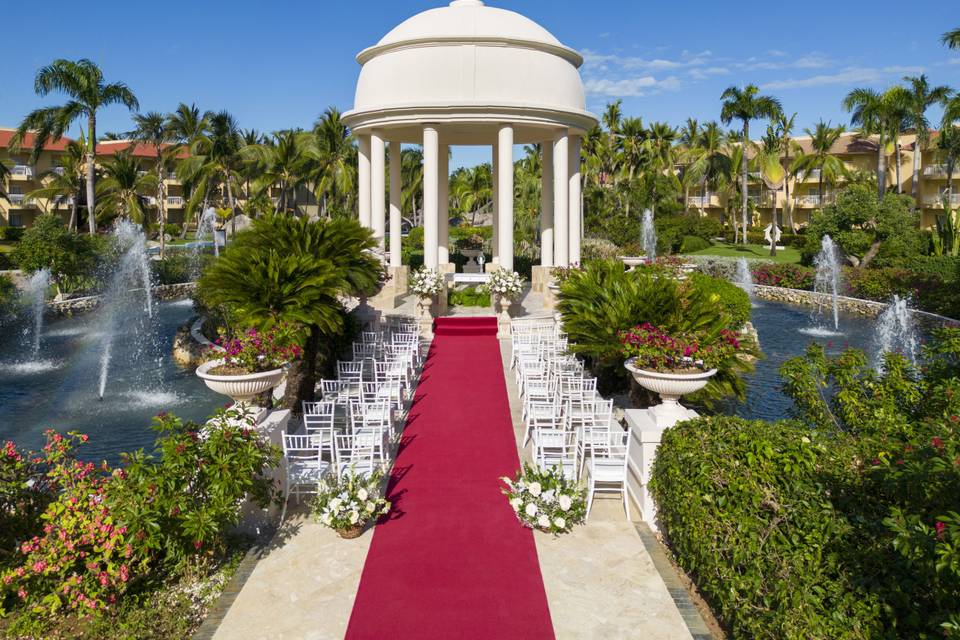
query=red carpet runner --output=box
[345,317,555,639]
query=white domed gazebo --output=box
[343,0,597,286]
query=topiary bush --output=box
[686,272,751,328]
[679,235,711,253]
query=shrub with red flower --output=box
[619,323,743,372]
[209,323,302,374]
[750,263,815,290]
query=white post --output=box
[491,140,500,264]
[389,141,402,267]
[568,134,582,266]
[423,127,439,270]
[370,131,385,249]
[498,125,514,272]
[439,143,450,266]
[553,134,569,267]
[358,134,371,229]
[540,142,554,268]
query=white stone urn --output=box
[461,249,483,274]
[620,256,646,271]
[196,359,286,405]
[624,357,717,427]
[417,294,435,338]
[497,295,512,338]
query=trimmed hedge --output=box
[686,272,751,328]
[680,235,711,253]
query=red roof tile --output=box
[0,128,75,152]
[96,140,188,159]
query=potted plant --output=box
[488,268,524,311]
[620,323,742,424]
[410,267,444,315]
[502,463,586,534]
[196,325,301,406]
[313,467,391,539]
[457,234,486,272]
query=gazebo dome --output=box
[345,0,595,144]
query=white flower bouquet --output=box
[313,467,391,538]
[409,267,444,297]
[501,463,586,534]
[487,268,524,301]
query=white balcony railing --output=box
[797,169,821,181]
[923,165,960,178]
[8,194,26,204]
[11,165,34,178]
[166,171,178,181]
[52,167,65,176]
[688,194,718,207]
[796,194,825,206]
[924,193,960,207]
[166,196,184,206]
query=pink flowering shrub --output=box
[0,439,51,555]
[211,324,302,373]
[619,323,742,372]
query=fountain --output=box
[22,269,51,358]
[872,295,920,370]
[197,207,219,257]
[734,258,755,298]
[641,210,656,261]
[810,235,842,333]
[97,219,155,400]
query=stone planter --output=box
[620,256,646,271]
[461,249,483,274]
[497,296,512,338]
[196,359,285,405]
[624,358,716,427]
[417,294,435,338]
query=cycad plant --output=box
[197,215,382,409]
[556,259,756,405]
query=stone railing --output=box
[46,282,196,318]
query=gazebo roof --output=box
[343,0,597,145]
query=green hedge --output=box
[686,272,751,328]
[0,227,25,241]
[448,285,490,307]
[680,235,711,253]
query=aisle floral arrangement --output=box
[619,323,743,373]
[409,267,444,297]
[502,463,586,535]
[207,324,302,375]
[313,467,391,538]
[487,268,524,301]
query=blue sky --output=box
[1,0,957,169]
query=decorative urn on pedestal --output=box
[623,358,716,426]
[488,268,524,339]
[410,267,444,339]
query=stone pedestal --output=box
[461,250,483,274]
[624,405,698,530]
[531,265,552,293]
[496,296,512,339]
[353,296,381,331]
[438,263,455,275]
[233,409,291,537]
[417,295,435,340]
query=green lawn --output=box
[683,242,802,264]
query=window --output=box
[9,214,23,227]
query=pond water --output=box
[0,299,224,463]
[726,298,888,421]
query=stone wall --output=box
[45,282,196,318]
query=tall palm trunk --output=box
[86,115,97,235]
[877,135,887,200]
[157,146,166,259]
[911,140,922,202]
[226,173,236,238]
[783,150,794,231]
[69,195,78,233]
[741,120,749,244]
[895,141,902,194]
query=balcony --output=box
[748,193,777,207]
[10,165,34,180]
[796,169,821,182]
[688,194,720,207]
[923,165,960,179]
[7,194,33,207]
[165,171,179,183]
[52,167,65,176]
[795,194,834,207]
[144,196,158,206]
[166,196,184,207]
[923,193,960,208]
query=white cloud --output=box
[584,75,683,97]
[766,49,788,57]
[761,67,882,90]
[882,65,925,74]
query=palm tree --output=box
[179,110,243,236]
[0,158,10,203]
[602,100,623,135]
[10,59,138,234]
[941,96,960,200]
[902,75,951,201]
[451,164,492,225]
[305,107,356,218]
[843,87,906,199]
[943,28,960,49]
[720,84,783,243]
[129,111,176,257]
[96,152,157,225]
[644,121,680,215]
[243,129,309,215]
[197,215,381,409]
[686,122,731,218]
[754,127,786,255]
[791,121,848,206]
[166,103,209,234]
[678,119,703,216]
[618,117,646,217]
[401,147,424,226]
[775,113,798,231]
[25,138,86,231]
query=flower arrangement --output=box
[487,268,524,301]
[208,324,301,375]
[313,467,391,538]
[619,323,742,373]
[409,267,444,297]
[501,463,586,535]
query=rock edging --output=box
[46,282,197,318]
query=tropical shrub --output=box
[679,235,710,253]
[0,226,25,241]
[0,274,19,322]
[580,237,619,262]
[12,214,96,295]
[0,440,52,566]
[686,272,751,327]
[502,463,586,534]
[448,285,490,307]
[556,259,757,403]
[751,262,815,289]
[151,252,212,285]
[313,468,390,532]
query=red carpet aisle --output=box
[345,317,555,639]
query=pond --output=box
[726,298,891,421]
[0,299,224,463]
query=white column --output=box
[422,126,439,270]
[568,134,582,265]
[540,142,554,268]
[553,133,569,267]
[357,134,371,229]
[370,131,385,249]
[389,141,402,267]
[439,143,450,265]
[491,141,499,264]
[498,124,514,272]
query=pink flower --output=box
[936,521,947,540]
